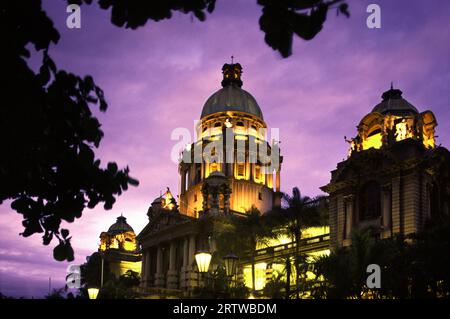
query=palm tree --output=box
[311,229,377,299]
[213,206,274,293]
[267,187,327,298]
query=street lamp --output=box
[223,253,238,277]
[87,287,99,299]
[195,250,212,273]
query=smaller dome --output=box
[108,215,134,235]
[372,87,418,115]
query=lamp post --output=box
[195,250,212,273]
[223,253,238,290]
[223,254,238,277]
[87,287,99,299]
[195,250,212,289]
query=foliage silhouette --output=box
[212,206,275,293]
[193,266,250,299]
[266,188,328,298]
[1,0,138,261]
[310,216,450,299]
[2,0,349,261]
[69,0,349,58]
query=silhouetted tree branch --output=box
[1,0,349,261]
[69,0,349,57]
[1,0,138,261]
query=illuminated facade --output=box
[98,215,142,278]
[178,62,282,217]
[136,63,314,298]
[322,87,450,248]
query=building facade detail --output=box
[322,87,450,249]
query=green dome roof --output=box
[201,84,263,119]
[372,87,418,115]
[108,216,134,235]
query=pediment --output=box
[137,210,193,239]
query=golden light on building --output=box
[97,215,142,278]
[178,62,282,217]
[87,288,99,299]
[243,263,267,291]
[347,87,437,156]
[195,251,212,273]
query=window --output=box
[237,121,244,127]
[368,128,381,136]
[194,194,197,202]
[255,165,261,181]
[214,122,221,127]
[362,126,382,150]
[210,163,219,173]
[359,181,381,221]
[195,165,201,184]
[237,163,245,177]
[258,192,262,200]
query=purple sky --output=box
[1,0,450,297]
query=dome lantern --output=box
[221,63,243,88]
[200,62,264,120]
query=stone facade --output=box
[136,63,283,297]
[322,87,450,249]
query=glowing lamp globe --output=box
[87,288,99,299]
[223,254,238,277]
[195,250,212,273]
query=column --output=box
[145,250,152,287]
[275,170,280,192]
[267,171,273,188]
[273,169,282,208]
[140,249,147,288]
[155,246,165,287]
[180,237,189,290]
[183,238,189,267]
[167,242,179,289]
[186,235,198,291]
[188,235,196,268]
[180,169,186,194]
[381,184,392,238]
[224,190,231,215]
[343,195,354,243]
[202,188,209,213]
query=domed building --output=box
[136,62,287,297]
[178,62,282,217]
[322,86,450,249]
[98,215,142,278]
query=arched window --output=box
[359,181,381,220]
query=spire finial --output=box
[231,55,234,64]
[390,81,394,90]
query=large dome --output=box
[201,62,264,119]
[372,87,418,115]
[201,85,263,119]
[108,215,134,235]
